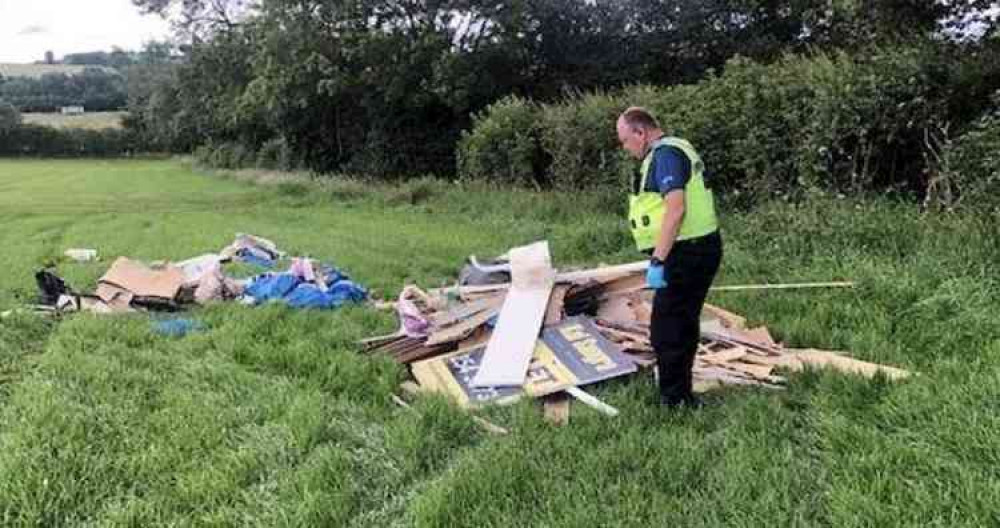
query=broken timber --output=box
[361,244,911,424]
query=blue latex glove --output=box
[646,262,668,289]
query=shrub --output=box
[456,95,545,188]
[256,136,297,171]
[459,46,962,204]
[940,94,1000,211]
[539,90,631,189]
[195,142,255,169]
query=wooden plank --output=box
[396,345,450,365]
[556,261,648,284]
[594,317,650,335]
[744,326,779,349]
[702,304,746,329]
[739,353,782,367]
[360,332,404,346]
[430,294,505,328]
[595,326,649,346]
[542,392,571,426]
[471,415,511,435]
[472,241,555,388]
[425,306,499,346]
[781,349,911,380]
[431,260,650,297]
[699,346,748,364]
[700,319,781,355]
[544,284,569,326]
[722,361,775,379]
[457,326,491,350]
[599,273,647,296]
[692,366,778,388]
[710,281,854,292]
[566,386,619,417]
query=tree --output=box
[132,0,255,38]
[0,99,21,135]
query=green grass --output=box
[0,64,116,79]
[22,112,127,130]
[1,158,999,526]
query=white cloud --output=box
[16,24,48,36]
[0,0,171,63]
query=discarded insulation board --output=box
[472,241,555,387]
[413,317,636,407]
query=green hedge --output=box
[941,94,1000,210]
[457,46,995,204]
[0,124,134,157]
[456,96,545,188]
[194,138,302,172]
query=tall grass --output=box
[0,159,998,526]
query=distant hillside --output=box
[0,63,117,79]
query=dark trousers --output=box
[650,231,723,405]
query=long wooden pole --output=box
[710,281,854,292]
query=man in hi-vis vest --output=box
[616,107,723,407]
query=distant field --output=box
[22,112,127,130]
[0,63,115,79]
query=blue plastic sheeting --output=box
[244,273,300,302]
[243,265,367,310]
[284,282,366,309]
[153,318,205,337]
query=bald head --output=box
[616,106,663,159]
[618,107,661,132]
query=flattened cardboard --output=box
[99,257,185,300]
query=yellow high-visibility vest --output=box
[628,137,718,251]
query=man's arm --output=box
[652,190,685,262]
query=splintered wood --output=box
[361,247,911,413]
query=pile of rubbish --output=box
[363,241,910,422]
[27,233,366,316]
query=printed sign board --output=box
[411,317,637,407]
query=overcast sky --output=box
[0,0,171,63]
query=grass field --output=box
[21,111,127,130]
[0,63,116,79]
[1,159,998,526]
